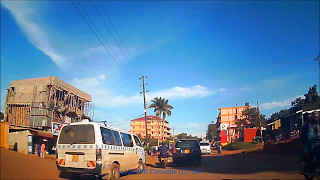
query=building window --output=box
[133,126,135,129]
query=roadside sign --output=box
[52,122,63,136]
[220,124,228,130]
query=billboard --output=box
[52,122,63,136]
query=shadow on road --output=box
[170,150,300,175]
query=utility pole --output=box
[228,111,231,144]
[315,54,320,94]
[140,76,149,145]
[173,127,175,145]
[257,101,262,142]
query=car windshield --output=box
[176,140,199,148]
[200,143,210,146]
[58,124,95,144]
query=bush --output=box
[223,142,255,150]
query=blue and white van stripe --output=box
[58,144,138,151]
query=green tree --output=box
[148,97,174,144]
[206,123,218,140]
[291,97,304,107]
[176,133,188,140]
[237,107,266,139]
[291,84,320,107]
[304,85,320,104]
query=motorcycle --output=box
[217,144,222,154]
[160,156,172,169]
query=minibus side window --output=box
[101,128,115,145]
[121,133,133,147]
[111,130,122,146]
[133,135,142,147]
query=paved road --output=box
[0,149,303,179]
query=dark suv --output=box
[172,139,201,165]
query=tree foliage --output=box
[291,85,320,106]
[148,97,173,120]
[238,107,266,131]
[176,133,188,139]
[175,133,201,141]
[206,123,218,139]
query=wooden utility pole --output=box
[228,111,231,143]
[140,76,148,145]
[173,127,175,145]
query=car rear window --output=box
[176,140,199,148]
[58,124,95,144]
[200,143,210,146]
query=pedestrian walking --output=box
[41,142,46,158]
[37,144,41,157]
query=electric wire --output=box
[97,0,143,77]
[71,0,140,91]
[90,0,142,79]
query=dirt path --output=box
[0,148,62,180]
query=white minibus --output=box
[56,121,145,179]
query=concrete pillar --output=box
[0,122,9,149]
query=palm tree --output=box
[148,97,173,145]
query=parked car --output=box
[172,139,201,165]
[199,141,211,154]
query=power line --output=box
[76,0,140,88]
[97,0,143,76]
[70,0,140,91]
[90,0,142,78]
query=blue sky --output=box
[1,1,319,137]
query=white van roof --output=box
[68,121,135,136]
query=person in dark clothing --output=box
[37,143,41,157]
[301,113,318,153]
[158,142,170,162]
[300,112,319,173]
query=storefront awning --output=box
[29,129,53,139]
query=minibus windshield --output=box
[58,124,95,144]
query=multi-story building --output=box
[130,116,171,141]
[216,103,250,145]
[3,76,91,154]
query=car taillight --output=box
[96,148,102,161]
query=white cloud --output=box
[72,77,101,87]
[146,85,219,100]
[240,87,252,91]
[1,1,67,69]
[70,76,221,108]
[98,74,106,80]
[260,95,304,110]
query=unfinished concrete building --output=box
[4,76,92,154]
